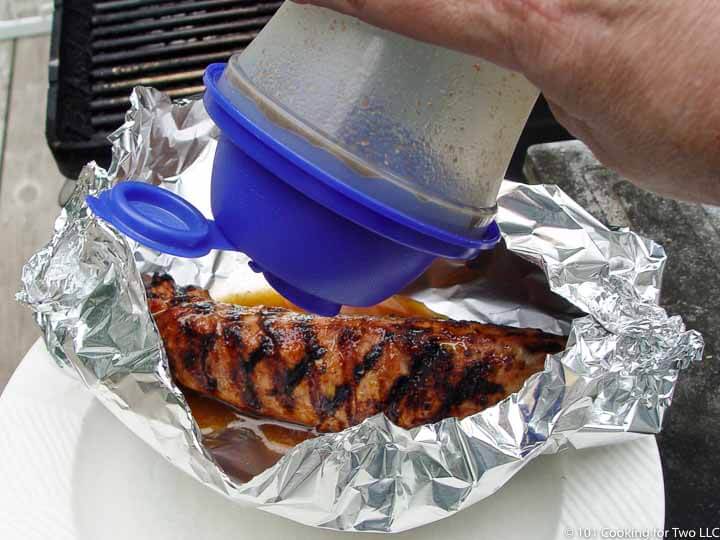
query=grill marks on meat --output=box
[144,273,211,313]
[147,274,566,432]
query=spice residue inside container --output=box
[182,288,442,482]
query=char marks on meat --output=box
[146,274,566,432]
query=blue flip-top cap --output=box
[87,182,235,258]
[85,63,504,316]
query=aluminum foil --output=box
[18,88,703,533]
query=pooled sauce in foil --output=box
[185,390,316,483]
[182,288,441,482]
[222,288,442,319]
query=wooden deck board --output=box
[0,41,13,175]
[1,0,51,19]
[0,35,61,392]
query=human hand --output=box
[293,0,720,204]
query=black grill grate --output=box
[47,0,281,178]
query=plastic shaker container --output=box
[87,2,539,316]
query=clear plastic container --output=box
[218,2,539,236]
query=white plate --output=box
[0,340,664,540]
